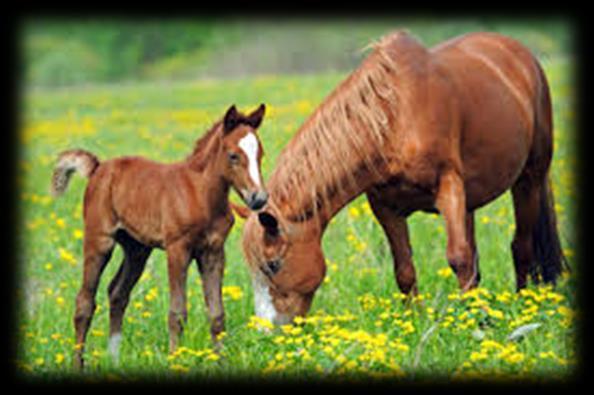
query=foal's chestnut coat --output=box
[52,105,267,369]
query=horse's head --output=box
[240,204,326,325]
[220,104,268,211]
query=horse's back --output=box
[430,32,551,209]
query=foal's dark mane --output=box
[191,120,223,156]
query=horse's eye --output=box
[262,259,281,277]
[228,152,240,164]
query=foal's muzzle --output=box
[246,190,268,211]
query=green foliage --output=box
[23,19,218,86]
[22,18,572,87]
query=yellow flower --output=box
[470,351,488,362]
[437,267,452,278]
[222,285,243,301]
[55,218,66,228]
[35,357,44,366]
[73,229,84,239]
[145,287,158,302]
[247,316,274,331]
[55,353,65,365]
[348,206,361,219]
[58,248,77,266]
[44,262,53,271]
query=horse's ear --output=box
[246,103,266,129]
[258,211,279,237]
[223,104,239,134]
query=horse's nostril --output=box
[246,191,268,211]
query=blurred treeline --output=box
[22,17,572,87]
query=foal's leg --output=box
[435,171,477,291]
[510,176,542,290]
[107,237,152,362]
[196,248,226,345]
[366,192,418,295]
[73,232,115,370]
[466,211,481,285]
[166,241,191,353]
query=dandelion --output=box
[145,287,158,302]
[222,285,243,301]
[247,315,274,331]
[348,206,361,219]
[55,353,65,365]
[437,267,452,278]
[73,229,84,239]
[44,262,53,271]
[58,248,78,266]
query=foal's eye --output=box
[228,152,240,164]
[262,259,281,277]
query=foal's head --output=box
[217,104,268,211]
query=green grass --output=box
[17,55,577,382]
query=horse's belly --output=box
[461,126,530,210]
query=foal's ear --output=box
[246,103,266,129]
[223,104,239,133]
[258,211,279,238]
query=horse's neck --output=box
[271,159,384,232]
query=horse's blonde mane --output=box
[269,31,410,221]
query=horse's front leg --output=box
[196,247,226,346]
[435,170,478,291]
[366,191,418,296]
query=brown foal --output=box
[52,104,268,369]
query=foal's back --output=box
[85,156,211,247]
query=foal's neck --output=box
[185,133,231,211]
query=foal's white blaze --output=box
[238,132,261,187]
[252,272,289,327]
[108,333,122,362]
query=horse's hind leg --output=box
[107,234,152,362]
[196,247,226,345]
[510,175,542,290]
[73,232,115,370]
[367,191,417,295]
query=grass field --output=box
[17,52,577,382]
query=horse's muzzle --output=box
[247,190,268,211]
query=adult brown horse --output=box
[238,31,567,325]
[52,104,268,369]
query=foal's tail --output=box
[51,149,100,197]
[532,176,569,284]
